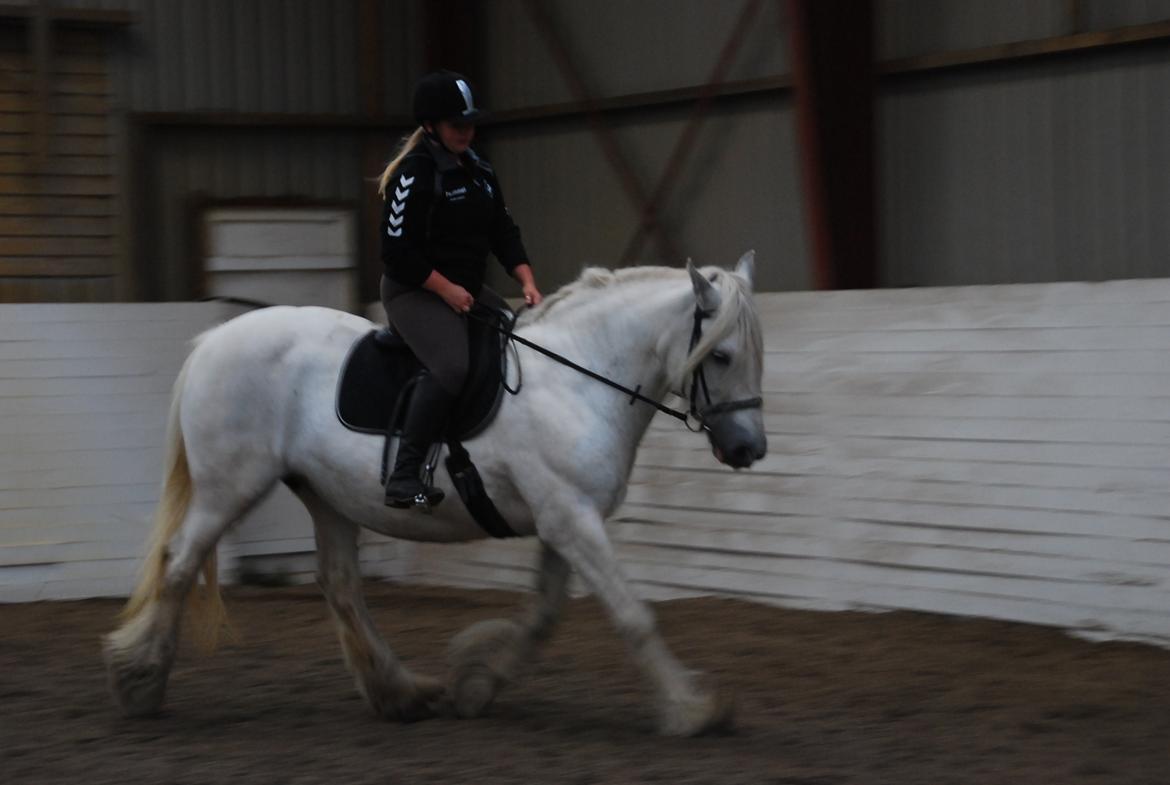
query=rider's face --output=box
[433,119,475,155]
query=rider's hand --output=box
[522,283,543,307]
[442,283,474,314]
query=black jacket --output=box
[380,136,528,295]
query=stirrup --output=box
[385,486,445,512]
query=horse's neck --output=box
[520,278,691,438]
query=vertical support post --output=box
[423,0,479,75]
[787,0,876,290]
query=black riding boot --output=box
[384,373,454,509]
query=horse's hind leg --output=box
[104,486,259,716]
[448,542,571,717]
[303,491,445,721]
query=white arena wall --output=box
[1,279,1168,646]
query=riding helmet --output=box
[412,70,487,125]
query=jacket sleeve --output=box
[380,156,435,287]
[486,170,529,274]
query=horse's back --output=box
[181,305,371,417]
[203,305,370,348]
[191,305,368,370]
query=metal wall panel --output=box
[482,0,788,111]
[1081,0,1170,29]
[879,0,1170,60]
[881,48,1170,287]
[879,0,1069,60]
[38,1,1170,295]
[142,129,364,300]
[53,0,413,115]
[481,95,809,296]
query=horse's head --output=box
[683,252,767,469]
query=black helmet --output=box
[412,70,487,125]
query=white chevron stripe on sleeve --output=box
[388,213,403,227]
[391,200,405,214]
[387,227,402,237]
[394,187,409,201]
[400,175,415,186]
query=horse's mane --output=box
[518,264,761,383]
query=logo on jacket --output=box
[387,174,413,237]
[445,186,468,202]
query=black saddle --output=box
[335,303,513,440]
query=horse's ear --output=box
[734,250,755,290]
[687,259,722,313]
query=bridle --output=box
[469,302,762,433]
[682,305,763,432]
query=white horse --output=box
[103,253,767,736]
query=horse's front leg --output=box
[448,542,571,717]
[305,491,445,721]
[540,501,733,736]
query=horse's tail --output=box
[118,339,229,652]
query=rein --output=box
[467,304,761,432]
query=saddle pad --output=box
[335,309,510,440]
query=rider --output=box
[377,70,543,509]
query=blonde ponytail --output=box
[377,127,426,198]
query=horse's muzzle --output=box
[708,419,767,469]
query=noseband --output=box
[683,305,763,432]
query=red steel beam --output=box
[787,0,876,290]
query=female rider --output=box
[377,70,543,509]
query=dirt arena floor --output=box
[2,582,1168,785]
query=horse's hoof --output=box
[658,685,736,737]
[446,618,523,717]
[391,674,447,722]
[370,671,447,723]
[103,639,168,717]
[451,665,499,718]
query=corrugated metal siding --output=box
[1081,0,1170,29]
[142,130,364,300]
[52,0,416,115]
[879,0,1170,59]
[879,0,1068,60]
[479,1,802,292]
[26,1,1169,296]
[881,48,1170,286]
[404,279,1170,647]
[482,95,809,294]
[482,0,788,110]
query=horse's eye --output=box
[710,351,731,366]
